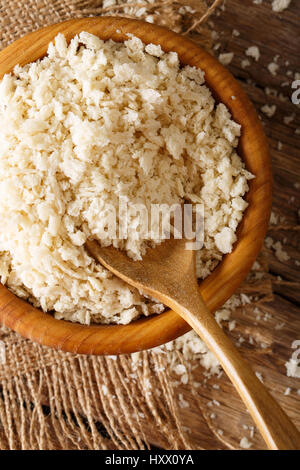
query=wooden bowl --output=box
[0,17,272,355]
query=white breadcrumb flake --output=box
[286,359,300,378]
[283,114,295,125]
[218,52,234,66]
[285,342,300,378]
[246,46,260,62]
[272,0,291,12]
[173,364,187,376]
[0,341,5,365]
[178,393,189,409]
[261,104,276,117]
[265,238,290,262]
[0,32,251,325]
[268,62,279,76]
[265,87,278,97]
[240,437,252,449]
[274,242,290,262]
[270,211,279,225]
[255,371,264,383]
[241,59,250,69]
[240,293,251,305]
[215,227,237,254]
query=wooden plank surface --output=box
[210,0,300,301]
[146,0,300,450]
[0,0,299,451]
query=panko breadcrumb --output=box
[0,32,252,324]
[218,52,234,66]
[245,46,260,62]
[272,0,291,12]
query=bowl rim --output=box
[0,16,272,355]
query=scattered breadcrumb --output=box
[272,0,291,12]
[0,341,5,365]
[283,114,295,125]
[178,393,189,409]
[246,46,260,62]
[261,104,276,117]
[268,62,279,76]
[273,54,280,63]
[265,87,278,97]
[218,52,234,66]
[278,92,289,103]
[275,322,285,330]
[263,312,272,322]
[270,211,279,225]
[274,242,290,262]
[241,59,251,69]
[286,347,300,378]
[255,372,264,383]
[240,293,251,305]
[240,436,252,449]
[265,237,290,262]
[284,387,291,396]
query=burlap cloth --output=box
[0,0,273,450]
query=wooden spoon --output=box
[86,237,300,450]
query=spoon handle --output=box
[166,284,300,450]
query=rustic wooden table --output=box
[0,0,298,451]
[148,0,300,450]
[211,0,299,347]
